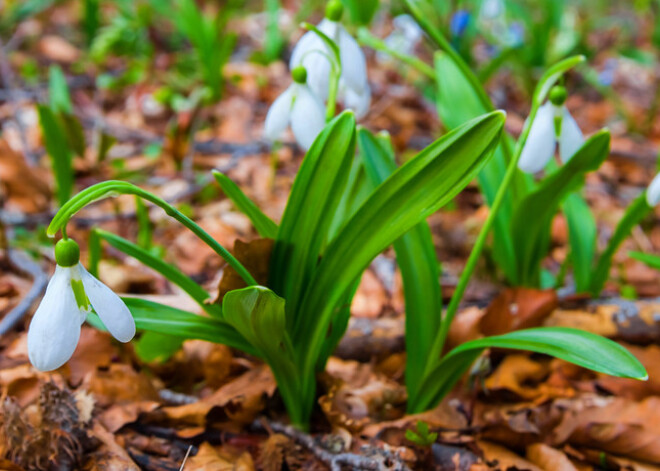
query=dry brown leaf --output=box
[98,401,160,433]
[526,444,577,471]
[481,288,558,336]
[215,238,273,304]
[66,328,121,385]
[477,440,543,471]
[37,35,81,63]
[184,443,255,471]
[163,365,276,428]
[0,139,50,212]
[258,434,291,471]
[82,363,159,407]
[87,422,139,471]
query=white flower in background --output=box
[264,66,326,150]
[289,1,370,118]
[378,14,423,61]
[518,86,584,174]
[28,239,135,371]
[647,173,660,206]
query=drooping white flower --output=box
[264,66,326,150]
[518,86,584,174]
[378,14,423,62]
[647,173,660,206]
[289,1,370,118]
[28,239,135,371]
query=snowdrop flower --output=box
[28,238,135,371]
[518,86,584,174]
[290,1,370,118]
[264,66,326,150]
[379,14,423,61]
[647,173,660,206]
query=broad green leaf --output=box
[629,251,660,270]
[94,229,214,312]
[48,65,73,114]
[590,193,652,296]
[434,52,525,283]
[134,331,185,363]
[297,111,505,379]
[510,130,610,286]
[327,155,371,241]
[412,327,647,413]
[121,297,256,356]
[58,113,86,158]
[213,171,278,238]
[222,286,303,426]
[563,193,596,293]
[358,128,442,401]
[37,105,73,205]
[270,111,356,330]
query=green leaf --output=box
[94,229,215,313]
[58,113,86,158]
[269,111,356,332]
[413,327,647,413]
[48,65,73,114]
[222,286,303,426]
[213,171,278,238]
[434,51,525,283]
[121,297,256,355]
[629,251,660,270]
[297,111,505,380]
[134,331,185,363]
[590,193,652,296]
[358,128,442,401]
[510,130,610,286]
[563,193,596,292]
[37,105,74,205]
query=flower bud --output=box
[292,66,308,84]
[549,85,567,106]
[55,239,80,267]
[325,0,343,22]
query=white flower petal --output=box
[80,264,135,342]
[264,86,295,142]
[291,85,327,150]
[393,15,423,42]
[28,266,82,371]
[343,84,371,119]
[647,173,660,206]
[558,107,584,163]
[290,23,333,101]
[518,102,557,174]
[337,25,369,95]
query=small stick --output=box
[0,250,48,335]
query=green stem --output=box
[357,27,435,80]
[48,181,257,286]
[326,65,340,122]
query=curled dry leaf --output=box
[184,442,255,471]
[477,440,543,471]
[215,239,274,304]
[526,443,578,471]
[162,365,276,429]
[480,288,558,337]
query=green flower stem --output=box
[301,22,342,122]
[47,180,257,286]
[357,27,435,80]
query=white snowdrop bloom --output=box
[289,1,370,118]
[378,14,423,62]
[647,173,660,206]
[264,67,326,150]
[518,86,584,174]
[28,239,135,371]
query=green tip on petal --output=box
[325,0,343,21]
[549,85,567,106]
[55,238,80,267]
[291,66,308,84]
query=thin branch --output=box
[0,250,48,335]
[253,419,411,471]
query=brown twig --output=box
[0,250,48,335]
[254,420,411,471]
